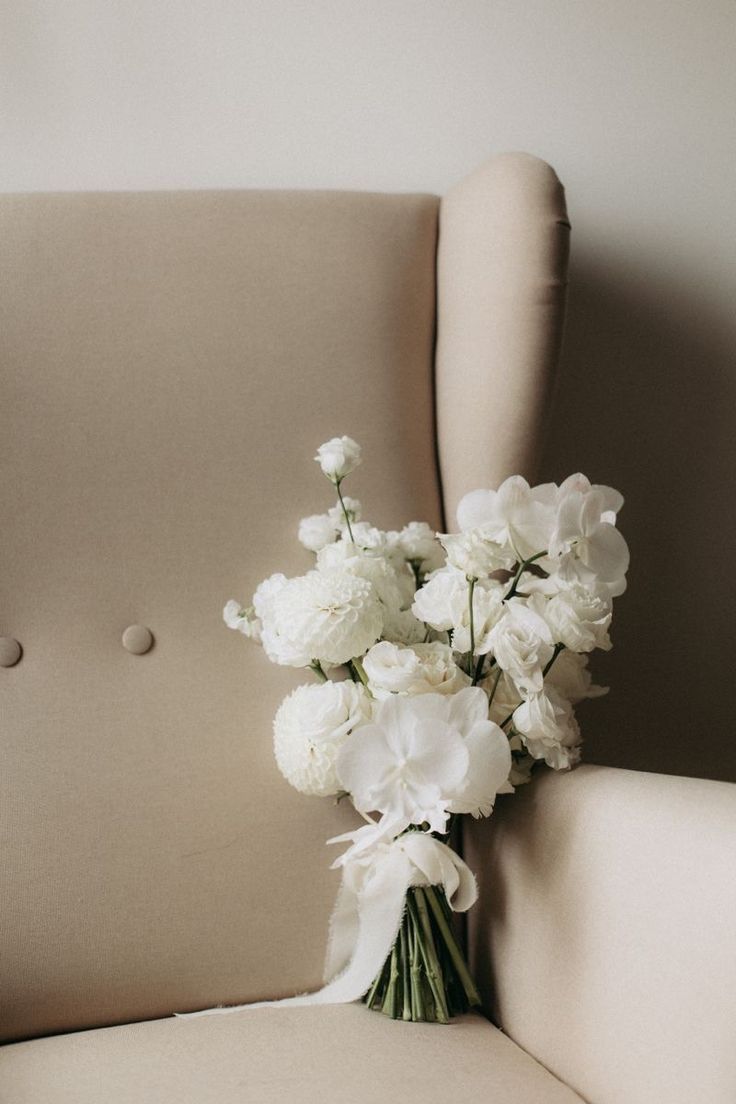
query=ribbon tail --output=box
[176,853,411,1019]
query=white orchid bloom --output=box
[336,694,470,835]
[550,479,629,594]
[456,476,557,562]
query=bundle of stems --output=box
[363,884,481,1023]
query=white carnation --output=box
[315,436,362,482]
[439,528,515,578]
[298,513,338,553]
[261,569,383,668]
[327,496,362,530]
[512,687,581,770]
[223,599,262,640]
[363,640,469,699]
[546,649,608,703]
[380,606,427,645]
[483,669,523,727]
[545,582,612,652]
[393,521,444,576]
[273,681,372,796]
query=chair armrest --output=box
[465,764,736,1104]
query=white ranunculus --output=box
[222,599,262,640]
[512,687,581,770]
[261,569,383,668]
[444,687,513,817]
[362,640,469,699]
[298,513,339,553]
[487,595,555,696]
[450,578,506,655]
[411,566,468,630]
[337,693,470,835]
[252,573,289,624]
[273,681,372,796]
[315,436,362,482]
[456,477,557,561]
[546,649,608,703]
[327,496,362,531]
[549,476,629,595]
[544,582,612,652]
[439,528,515,578]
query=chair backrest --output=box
[0,154,569,1041]
[466,765,736,1104]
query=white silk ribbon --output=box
[176,832,477,1019]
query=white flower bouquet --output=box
[222,436,629,1023]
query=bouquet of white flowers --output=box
[220,436,629,1023]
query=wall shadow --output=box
[541,251,736,782]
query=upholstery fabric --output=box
[465,764,736,1104]
[0,189,441,1041]
[0,1006,586,1104]
[436,152,570,524]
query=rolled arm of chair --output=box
[465,764,736,1104]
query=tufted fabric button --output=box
[0,636,22,667]
[122,625,154,655]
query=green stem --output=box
[471,654,485,686]
[412,889,450,1023]
[350,656,370,689]
[309,660,328,682]
[503,550,547,601]
[543,642,565,677]
[335,478,355,542]
[466,575,477,674]
[423,886,481,1009]
[486,665,503,708]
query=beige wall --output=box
[2,1,734,780]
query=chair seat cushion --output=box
[1,1005,584,1103]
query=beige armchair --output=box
[2,154,733,1103]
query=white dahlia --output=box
[273,681,372,796]
[262,569,383,668]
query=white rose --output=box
[298,513,338,553]
[262,569,383,668]
[456,476,557,561]
[273,681,372,796]
[545,582,612,652]
[545,649,608,703]
[411,566,467,630]
[451,578,506,655]
[363,640,469,699]
[439,528,515,578]
[512,687,581,770]
[487,595,554,696]
[223,599,262,640]
[315,436,362,482]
